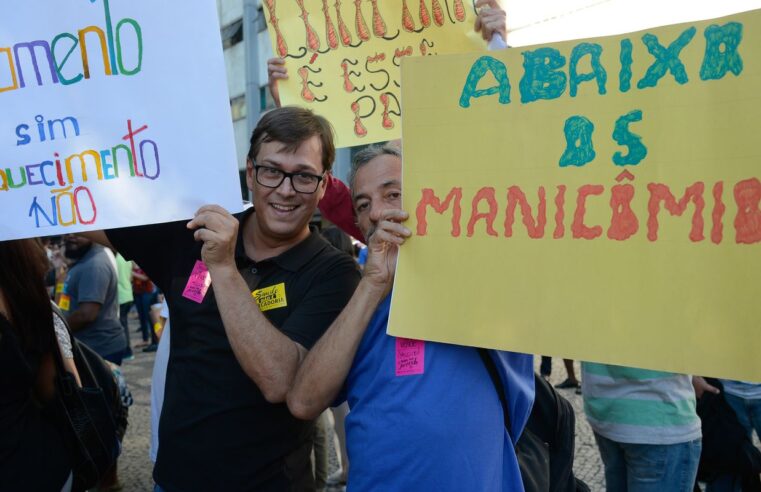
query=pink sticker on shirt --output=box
[395,338,425,376]
[182,260,211,303]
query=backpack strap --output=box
[478,348,513,440]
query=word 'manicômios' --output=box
[415,171,761,245]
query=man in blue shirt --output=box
[287,143,535,491]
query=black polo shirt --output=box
[107,207,360,491]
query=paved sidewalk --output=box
[117,316,156,492]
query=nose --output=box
[275,175,297,197]
[368,202,383,224]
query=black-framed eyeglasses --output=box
[253,164,324,194]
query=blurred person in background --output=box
[132,263,159,352]
[0,238,81,491]
[115,254,135,360]
[61,235,125,365]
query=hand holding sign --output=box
[474,0,507,42]
[363,209,410,297]
[267,57,288,108]
[391,8,761,381]
[187,205,239,273]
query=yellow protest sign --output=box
[261,0,486,148]
[390,9,761,381]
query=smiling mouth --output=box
[271,203,299,212]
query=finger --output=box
[195,204,231,216]
[475,0,501,8]
[267,57,286,66]
[474,15,483,32]
[193,227,218,243]
[481,10,505,21]
[188,213,223,233]
[187,206,235,231]
[480,13,505,29]
[371,229,406,245]
[377,220,412,238]
[268,66,288,76]
[379,209,410,223]
[485,20,504,34]
[482,13,506,25]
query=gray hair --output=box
[348,143,401,194]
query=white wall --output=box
[218,0,243,28]
[224,42,245,99]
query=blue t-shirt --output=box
[62,245,125,357]
[337,295,535,491]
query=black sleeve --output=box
[106,220,188,294]
[279,255,361,350]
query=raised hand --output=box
[267,57,288,107]
[474,0,507,42]
[362,209,410,296]
[187,205,239,272]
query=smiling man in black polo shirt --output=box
[84,107,360,491]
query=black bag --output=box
[479,349,589,492]
[48,305,124,491]
[695,378,761,492]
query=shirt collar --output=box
[233,207,328,272]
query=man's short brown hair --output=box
[248,106,336,172]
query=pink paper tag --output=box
[395,338,425,376]
[182,260,211,303]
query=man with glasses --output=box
[83,107,360,491]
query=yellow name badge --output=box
[58,294,70,311]
[252,283,287,312]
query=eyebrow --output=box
[259,159,320,173]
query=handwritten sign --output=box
[261,0,486,148]
[389,9,761,381]
[0,0,241,241]
[395,337,425,376]
[182,260,211,304]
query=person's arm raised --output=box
[287,210,410,419]
[187,205,308,403]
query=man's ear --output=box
[316,171,330,200]
[245,158,255,191]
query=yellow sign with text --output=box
[390,9,761,381]
[252,283,288,312]
[262,0,486,148]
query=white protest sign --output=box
[1,0,241,240]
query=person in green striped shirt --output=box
[581,362,703,491]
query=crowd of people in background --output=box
[1,2,760,492]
